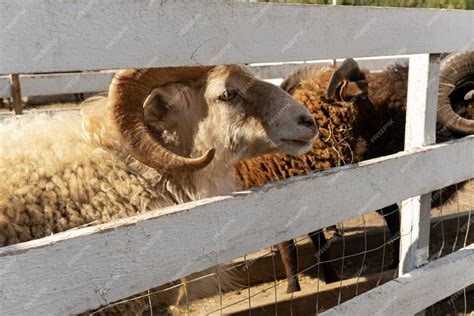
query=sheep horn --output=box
[464,89,474,101]
[327,58,362,98]
[108,66,215,173]
[437,51,474,135]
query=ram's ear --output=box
[143,83,204,149]
[143,83,189,136]
[337,79,369,101]
[144,83,196,120]
[144,84,185,110]
[327,58,364,99]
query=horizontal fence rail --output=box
[1,1,473,314]
[0,72,114,98]
[1,1,472,74]
[322,244,474,315]
[0,136,473,315]
[0,56,409,98]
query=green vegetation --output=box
[263,0,473,9]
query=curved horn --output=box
[327,58,362,98]
[464,89,474,101]
[108,66,215,173]
[437,51,474,135]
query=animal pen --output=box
[0,1,473,315]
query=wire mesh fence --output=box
[79,178,472,315]
[1,68,472,314]
[1,68,473,316]
[1,2,473,315]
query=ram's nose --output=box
[296,114,318,140]
[298,114,317,131]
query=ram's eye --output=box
[218,90,237,101]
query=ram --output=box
[234,52,474,293]
[0,65,318,313]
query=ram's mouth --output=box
[279,137,316,156]
[281,139,312,147]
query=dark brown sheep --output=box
[234,52,474,293]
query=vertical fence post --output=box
[9,74,23,115]
[399,53,440,315]
[331,0,338,66]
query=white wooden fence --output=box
[0,1,473,315]
[0,56,408,99]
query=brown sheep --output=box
[235,59,378,291]
[234,52,474,293]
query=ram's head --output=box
[108,65,319,174]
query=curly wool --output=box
[235,63,472,202]
[0,104,230,314]
[0,101,190,248]
[234,67,363,189]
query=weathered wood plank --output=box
[151,211,472,307]
[404,54,439,149]
[9,74,22,115]
[250,55,408,79]
[0,136,472,315]
[19,72,114,97]
[322,243,474,315]
[0,56,407,98]
[0,1,471,73]
[399,54,440,283]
